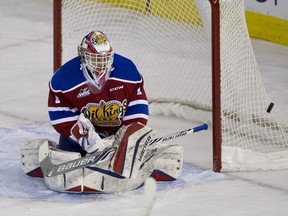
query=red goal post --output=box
[53,0,288,172]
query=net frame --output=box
[53,0,288,172]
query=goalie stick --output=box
[40,146,117,178]
[40,123,208,177]
[140,177,157,216]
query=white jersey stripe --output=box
[48,107,79,113]
[109,77,142,84]
[50,80,87,94]
[128,99,148,107]
[122,113,148,121]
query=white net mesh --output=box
[59,0,288,171]
[219,1,288,170]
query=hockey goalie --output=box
[20,31,183,193]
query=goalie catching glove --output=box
[70,108,112,153]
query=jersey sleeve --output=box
[122,76,149,126]
[48,82,80,137]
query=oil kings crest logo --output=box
[86,99,127,127]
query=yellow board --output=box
[245,11,288,46]
[96,0,203,26]
[88,0,288,46]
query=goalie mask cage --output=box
[54,0,288,172]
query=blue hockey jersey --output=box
[48,53,149,137]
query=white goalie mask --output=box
[78,31,114,94]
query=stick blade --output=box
[40,154,55,177]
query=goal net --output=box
[54,0,288,171]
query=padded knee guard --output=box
[21,139,57,178]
